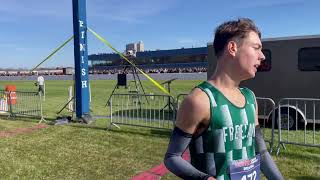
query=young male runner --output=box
[164,18,284,180]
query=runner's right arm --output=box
[164,89,215,180]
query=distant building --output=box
[62,67,75,75]
[126,43,137,56]
[88,46,208,73]
[125,41,145,57]
[137,41,144,52]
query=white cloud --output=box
[231,0,305,9]
[177,38,196,44]
[0,0,179,24]
[0,0,71,20]
[87,0,180,24]
[0,43,29,51]
[176,38,202,48]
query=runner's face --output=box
[235,31,265,79]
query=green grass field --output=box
[0,80,319,179]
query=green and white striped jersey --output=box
[196,81,256,180]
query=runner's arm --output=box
[253,96,284,180]
[255,126,284,180]
[164,90,214,180]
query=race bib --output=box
[229,154,261,180]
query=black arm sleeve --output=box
[255,126,284,180]
[164,127,211,180]
[190,134,216,177]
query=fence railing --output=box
[109,93,176,130]
[176,95,277,151]
[0,90,9,114]
[108,93,320,155]
[276,98,320,155]
[256,97,276,152]
[0,90,44,122]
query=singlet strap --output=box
[240,87,256,109]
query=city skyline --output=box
[1,0,319,68]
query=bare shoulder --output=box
[186,88,210,109]
[175,88,211,134]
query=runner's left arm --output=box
[253,95,284,180]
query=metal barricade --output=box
[0,90,44,122]
[0,90,9,114]
[276,98,320,155]
[109,93,176,130]
[256,97,276,152]
[175,95,277,151]
[176,93,188,109]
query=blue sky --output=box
[1,0,319,69]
